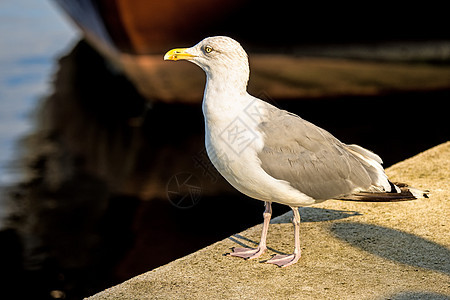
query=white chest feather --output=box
[202,94,316,206]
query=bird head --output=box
[164,36,250,90]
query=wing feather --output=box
[257,107,377,200]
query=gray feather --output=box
[257,106,382,200]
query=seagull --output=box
[164,36,403,267]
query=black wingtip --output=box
[337,182,430,202]
[388,180,399,193]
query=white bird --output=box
[164,36,403,267]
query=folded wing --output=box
[257,106,392,200]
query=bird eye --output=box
[204,46,213,53]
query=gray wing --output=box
[257,107,374,200]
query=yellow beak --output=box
[164,48,196,61]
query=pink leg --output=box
[266,206,301,267]
[227,202,272,260]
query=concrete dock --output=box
[88,142,449,299]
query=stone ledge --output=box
[88,142,450,299]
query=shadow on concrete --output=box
[330,222,450,275]
[227,207,362,255]
[271,207,362,224]
[300,207,362,223]
[227,234,287,256]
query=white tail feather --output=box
[345,144,394,192]
[346,144,383,164]
[407,186,429,198]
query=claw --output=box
[265,253,300,268]
[226,246,266,260]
